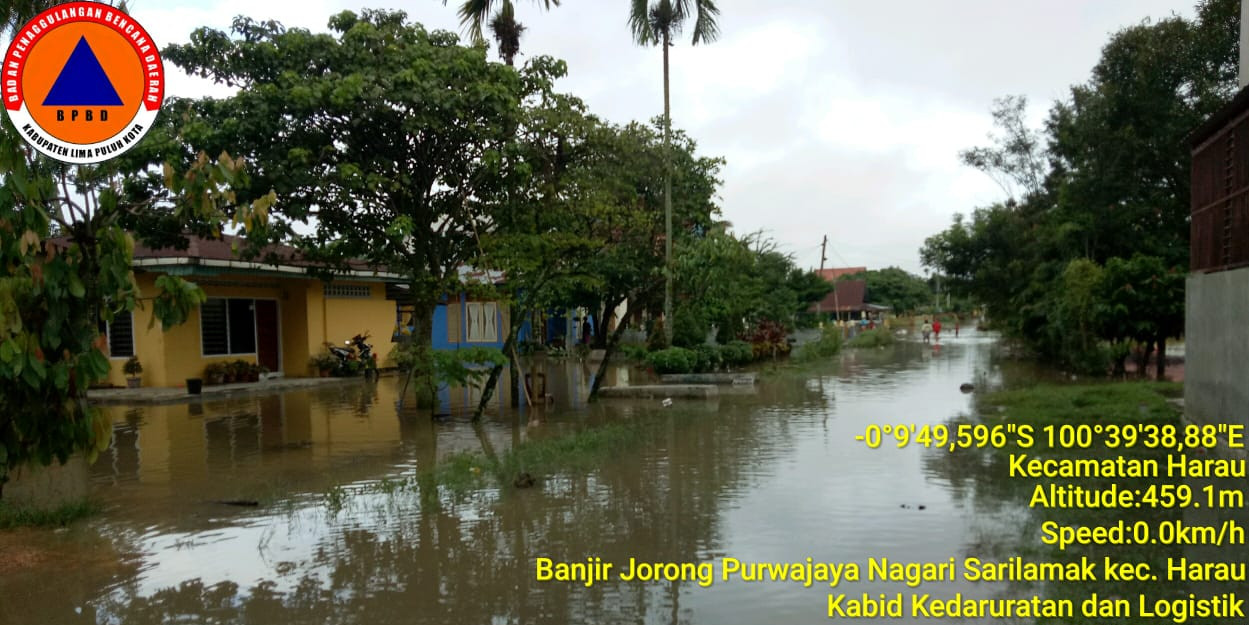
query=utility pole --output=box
[817,235,827,319]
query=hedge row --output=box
[644,340,760,374]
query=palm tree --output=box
[445,0,561,66]
[3,0,58,35]
[629,0,719,347]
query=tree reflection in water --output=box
[84,367,826,625]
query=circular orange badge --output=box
[3,2,164,163]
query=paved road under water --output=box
[3,330,1045,624]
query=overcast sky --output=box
[128,0,1198,275]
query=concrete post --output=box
[1242,0,1248,88]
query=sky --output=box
[124,0,1199,276]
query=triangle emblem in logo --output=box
[42,36,124,107]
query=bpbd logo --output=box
[3,2,164,164]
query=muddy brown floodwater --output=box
[3,330,1042,625]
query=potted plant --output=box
[123,356,143,388]
[230,360,251,383]
[258,365,270,381]
[203,362,226,385]
[247,362,261,382]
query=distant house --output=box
[807,279,889,320]
[99,235,509,388]
[388,266,510,352]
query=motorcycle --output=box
[326,332,378,378]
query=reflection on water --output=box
[5,330,1073,624]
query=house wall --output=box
[107,272,398,387]
[1186,83,1249,429]
[1185,267,1249,429]
[318,282,397,369]
[431,302,456,350]
[283,284,311,378]
[428,294,508,351]
[103,273,168,388]
[159,278,279,386]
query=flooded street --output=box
[3,331,1036,624]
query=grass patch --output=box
[846,328,895,349]
[963,380,1195,625]
[980,381,1182,426]
[323,418,662,510]
[795,325,843,361]
[497,423,646,478]
[0,498,100,530]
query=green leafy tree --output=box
[628,0,720,347]
[164,11,535,410]
[1101,254,1185,378]
[672,230,831,346]
[838,266,932,315]
[1,1,267,499]
[470,66,608,414]
[921,0,1237,373]
[0,111,258,502]
[959,95,1047,203]
[548,120,721,399]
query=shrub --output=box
[742,319,790,360]
[796,325,843,361]
[671,307,708,349]
[619,344,649,362]
[693,344,722,372]
[433,347,508,388]
[646,347,697,374]
[387,344,413,371]
[645,319,667,352]
[847,328,895,349]
[721,340,754,366]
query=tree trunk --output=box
[403,295,438,415]
[594,298,624,349]
[1155,335,1166,380]
[1138,341,1154,379]
[588,308,636,401]
[475,303,523,418]
[1112,342,1128,378]
[593,303,609,349]
[661,29,673,349]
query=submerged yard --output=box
[0,330,1236,625]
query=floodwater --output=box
[4,330,1045,624]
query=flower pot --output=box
[126,377,141,388]
[186,378,203,395]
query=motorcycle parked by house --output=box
[326,332,378,378]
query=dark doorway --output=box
[255,300,280,373]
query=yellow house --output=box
[102,236,403,388]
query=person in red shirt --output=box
[932,319,942,341]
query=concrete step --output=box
[596,384,719,399]
[660,373,758,385]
